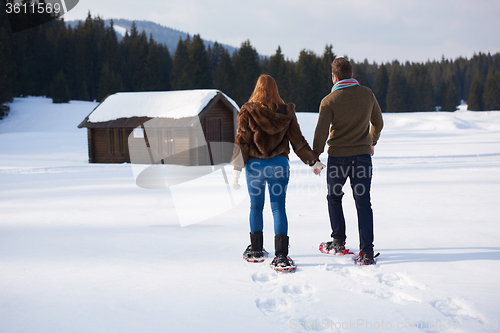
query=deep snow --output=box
[1,97,499,333]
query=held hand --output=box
[230,170,241,190]
[311,161,326,176]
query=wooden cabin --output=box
[78,90,239,166]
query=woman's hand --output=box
[311,161,326,176]
[230,170,242,190]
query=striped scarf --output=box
[331,78,360,92]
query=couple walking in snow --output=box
[230,57,384,270]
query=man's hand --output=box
[371,146,375,156]
[311,161,326,176]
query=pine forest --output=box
[1,11,500,119]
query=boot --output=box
[251,231,263,252]
[327,238,346,253]
[354,251,379,265]
[271,234,296,271]
[243,231,268,262]
[319,238,353,255]
[274,234,289,257]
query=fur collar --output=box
[240,102,294,135]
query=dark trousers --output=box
[327,154,374,253]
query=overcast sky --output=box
[64,0,500,63]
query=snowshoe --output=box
[319,240,354,256]
[243,245,269,263]
[270,253,296,272]
[353,252,380,266]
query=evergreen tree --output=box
[97,63,123,102]
[467,75,484,111]
[207,41,225,84]
[214,49,236,98]
[353,63,368,86]
[0,26,14,117]
[70,13,104,100]
[62,24,77,100]
[144,36,169,91]
[128,27,149,91]
[283,61,298,104]
[158,43,173,90]
[188,34,212,89]
[320,45,335,94]
[407,64,434,111]
[463,53,490,102]
[101,20,120,74]
[1,0,15,109]
[269,46,287,86]
[373,64,389,111]
[49,70,71,103]
[386,63,408,112]
[232,40,261,106]
[483,69,500,110]
[440,69,460,111]
[55,22,76,100]
[268,46,289,100]
[171,37,192,90]
[295,49,322,111]
[362,59,377,89]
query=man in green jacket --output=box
[311,57,383,265]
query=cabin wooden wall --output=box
[199,100,236,164]
[88,100,237,165]
[89,128,131,163]
[200,100,235,143]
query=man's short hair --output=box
[331,57,353,80]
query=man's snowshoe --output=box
[271,253,296,272]
[353,252,380,265]
[319,239,354,256]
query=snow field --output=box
[1,97,500,332]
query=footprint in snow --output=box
[251,271,278,284]
[432,297,485,321]
[252,269,316,320]
[376,272,427,290]
[255,297,289,314]
[323,266,425,304]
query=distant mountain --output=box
[66,19,238,56]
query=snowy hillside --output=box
[66,19,239,55]
[1,97,499,333]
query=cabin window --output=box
[108,129,115,155]
[117,129,124,155]
[108,128,124,156]
[133,128,144,138]
[163,129,174,156]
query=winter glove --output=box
[230,170,241,190]
[311,161,326,176]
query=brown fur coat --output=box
[232,102,318,170]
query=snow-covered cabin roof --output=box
[78,89,239,128]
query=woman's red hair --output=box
[247,74,285,111]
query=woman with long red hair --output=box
[231,74,325,271]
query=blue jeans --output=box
[327,154,374,253]
[246,156,290,236]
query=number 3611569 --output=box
[6,2,62,14]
